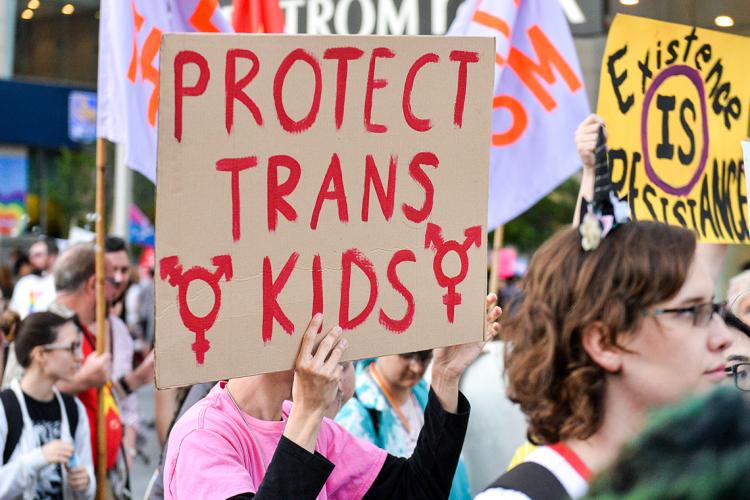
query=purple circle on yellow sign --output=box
[641,65,709,196]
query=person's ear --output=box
[30,345,46,366]
[581,321,623,373]
[86,274,97,296]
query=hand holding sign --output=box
[575,114,607,173]
[284,314,348,453]
[293,315,348,415]
[431,293,502,412]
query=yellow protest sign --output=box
[598,14,750,243]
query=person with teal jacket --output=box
[335,354,472,500]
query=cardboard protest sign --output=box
[155,34,494,388]
[597,14,750,243]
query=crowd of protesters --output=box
[2,114,750,499]
[0,237,156,499]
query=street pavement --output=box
[130,384,161,499]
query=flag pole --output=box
[95,137,108,499]
[488,225,504,296]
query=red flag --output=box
[232,0,284,33]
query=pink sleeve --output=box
[321,418,388,499]
[165,428,256,500]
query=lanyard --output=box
[369,364,412,434]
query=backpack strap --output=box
[2,390,79,465]
[1,389,23,465]
[486,462,571,500]
[60,392,79,440]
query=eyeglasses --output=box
[725,363,750,392]
[399,351,433,365]
[43,340,81,355]
[645,301,725,327]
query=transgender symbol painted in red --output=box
[159,254,233,364]
[424,223,482,323]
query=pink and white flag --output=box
[449,0,589,229]
[97,0,234,182]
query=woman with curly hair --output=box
[477,220,733,500]
[478,116,734,499]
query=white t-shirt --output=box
[9,274,56,319]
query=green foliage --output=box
[132,169,156,222]
[51,148,96,229]
[26,144,155,239]
[501,174,581,255]
[21,147,100,236]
